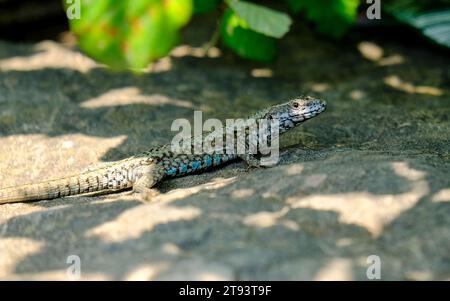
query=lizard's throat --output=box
[278,117,301,134]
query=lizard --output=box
[0,96,326,204]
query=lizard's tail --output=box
[0,169,121,204]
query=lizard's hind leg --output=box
[133,164,165,202]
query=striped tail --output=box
[0,168,129,204]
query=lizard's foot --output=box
[133,187,160,202]
[239,154,278,171]
[133,181,160,202]
[238,154,262,168]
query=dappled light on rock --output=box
[384,75,444,96]
[81,87,193,109]
[286,162,429,237]
[0,41,97,72]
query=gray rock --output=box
[0,20,449,280]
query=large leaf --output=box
[226,0,292,38]
[285,0,359,38]
[221,8,277,61]
[385,0,450,48]
[65,0,193,70]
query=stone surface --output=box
[0,19,449,280]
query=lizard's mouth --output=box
[303,101,326,118]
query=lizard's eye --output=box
[292,102,299,108]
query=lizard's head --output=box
[263,96,326,133]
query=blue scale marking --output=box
[191,160,201,171]
[204,155,212,167]
[179,164,188,173]
[166,167,177,176]
[166,155,232,176]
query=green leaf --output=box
[126,6,178,68]
[193,0,221,14]
[165,0,193,28]
[385,0,450,48]
[221,8,277,61]
[226,0,292,38]
[285,0,359,38]
[65,0,193,70]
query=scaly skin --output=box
[0,96,326,204]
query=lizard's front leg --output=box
[233,133,261,168]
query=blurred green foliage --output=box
[65,0,192,70]
[221,8,277,61]
[285,0,360,38]
[226,0,292,38]
[220,0,291,61]
[65,0,362,70]
[384,0,450,48]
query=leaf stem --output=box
[203,20,221,52]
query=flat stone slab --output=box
[0,22,449,280]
